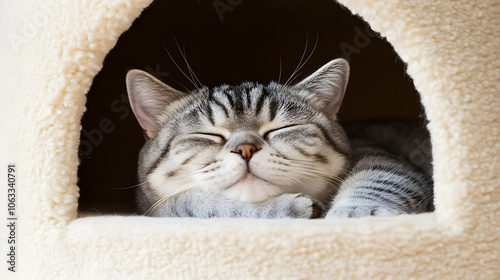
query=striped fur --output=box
[126,59,433,218]
[327,122,433,218]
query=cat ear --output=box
[126,69,186,138]
[295,58,350,119]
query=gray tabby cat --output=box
[126,58,433,219]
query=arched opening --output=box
[77,0,424,214]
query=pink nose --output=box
[233,144,258,160]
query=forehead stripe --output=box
[255,87,270,115]
[208,88,230,117]
[245,88,252,110]
[268,98,278,121]
[232,87,245,113]
[210,100,230,118]
[222,90,235,109]
[205,104,215,125]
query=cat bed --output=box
[8,0,500,278]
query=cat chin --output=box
[222,173,285,203]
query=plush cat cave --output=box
[10,0,499,278]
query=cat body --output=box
[126,59,433,218]
[329,122,433,217]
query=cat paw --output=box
[325,206,405,218]
[269,193,325,219]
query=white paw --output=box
[326,206,405,218]
[272,193,323,219]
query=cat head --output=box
[126,58,352,211]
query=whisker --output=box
[286,157,325,164]
[78,181,148,191]
[177,37,203,89]
[299,171,342,186]
[171,79,192,92]
[288,176,313,194]
[289,165,343,185]
[269,155,345,185]
[162,37,201,91]
[141,161,223,216]
[273,156,340,175]
[283,35,309,87]
[278,54,282,84]
[284,33,319,87]
[103,181,149,190]
[143,182,195,216]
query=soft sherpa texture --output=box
[3,0,500,279]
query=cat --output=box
[125,58,433,218]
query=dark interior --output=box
[77,0,423,214]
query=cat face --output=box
[127,59,352,211]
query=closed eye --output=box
[263,124,300,139]
[191,133,226,143]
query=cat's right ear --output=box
[126,70,186,138]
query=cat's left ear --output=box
[295,58,350,120]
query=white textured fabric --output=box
[3,0,500,279]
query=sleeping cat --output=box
[126,58,433,218]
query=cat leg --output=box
[149,190,324,219]
[326,148,433,218]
